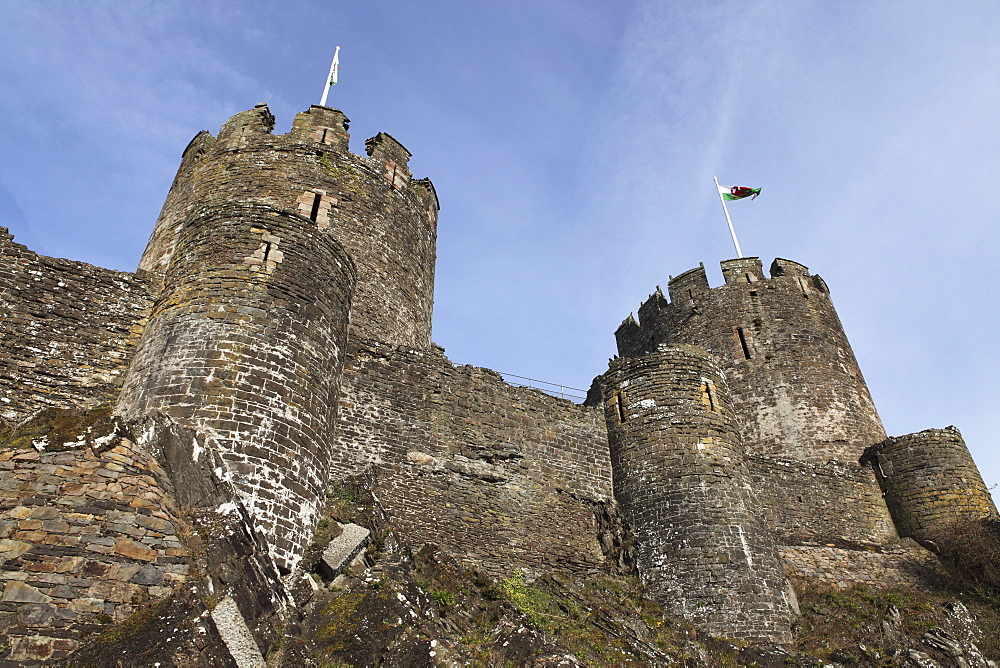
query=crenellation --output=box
[217,102,276,144]
[769,257,810,278]
[720,256,766,284]
[620,257,887,465]
[289,105,350,151]
[666,262,710,308]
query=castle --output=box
[0,104,996,663]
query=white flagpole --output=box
[319,46,340,107]
[714,176,744,258]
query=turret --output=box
[118,201,355,571]
[120,104,439,570]
[616,258,885,464]
[601,344,795,643]
[138,103,438,350]
[862,427,998,546]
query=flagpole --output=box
[714,176,744,258]
[319,46,340,107]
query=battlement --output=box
[618,258,832,360]
[290,105,351,151]
[720,256,766,285]
[665,263,709,306]
[217,102,276,142]
[615,256,885,465]
[139,104,439,349]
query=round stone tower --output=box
[139,104,438,350]
[119,201,355,571]
[121,104,438,569]
[861,427,998,545]
[602,344,796,643]
[615,257,885,464]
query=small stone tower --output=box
[616,257,885,464]
[602,344,796,643]
[119,105,438,571]
[862,427,999,546]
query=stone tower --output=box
[615,257,885,465]
[118,104,438,571]
[862,427,999,546]
[138,103,438,349]
[602,344,796,643]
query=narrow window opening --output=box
[701,381,717,412]
[262,241,272,263]
[321,129,328,143]
[797,496,803,503]
[745,273,755,284]
[749,290,757,297]
[688,289,695,306]
[736,327,752,360]
[615,390,628,423]
[309,193,322,221]
[389,163,398,189]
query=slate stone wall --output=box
[331,339,613,579]
[615,257,885,465]
[748,455,897,547]
[0,417,189,664]
[601,344,795,644]
[862,427,999,544]
[118,202,355,571]
[138,104,438,350]
[779,544,941,589]
[0,228,152,425]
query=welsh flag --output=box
[718,185,761,201]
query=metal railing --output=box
[497,372,588,401]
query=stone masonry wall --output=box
[118,202,356,572]
[615,258,886,466]
[0,228,152,426]
[331,339,612,579]
[779,543,941,589]
[748,455,897,548]
[0,410,190,664]
[137,104,437,350]
[862,427,999,545]
[601,344,795,644]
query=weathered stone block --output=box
[318,523,370,579]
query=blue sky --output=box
[2,1,998,499]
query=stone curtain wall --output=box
[779,544,941,589]
[862,427,999,544]
[331,339,612,579]
[601,344,795,644]
[138,105,438,350]
[0,416,189,663]
[748,455,897,547]
[615,258,886,466]
[118,203,355,572]
[0,228,152,425]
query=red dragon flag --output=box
[713,177,759,258]
[717,184,762,201]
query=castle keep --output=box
[0,105,996,663]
